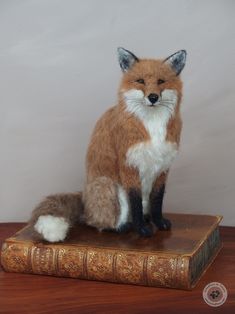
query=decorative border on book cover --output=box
[1,242,189,289]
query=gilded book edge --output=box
[190,241,222,289]
[183,217,223,290]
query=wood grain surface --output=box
[0,223,234,314]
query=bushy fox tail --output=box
[29,192,84,242]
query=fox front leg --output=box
[150,184,171,230]
[120,164,153,237]
[128,188,153,237]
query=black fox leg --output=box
[150,184,171,230]
[129,188,153,237]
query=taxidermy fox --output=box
[30,48,187,242]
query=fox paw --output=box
[117,222,133,233]
[138,225,153,237]
[154,217,172,230]
[34,215,69,242]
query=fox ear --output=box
[163,50,187,75]
[117,47,139,72]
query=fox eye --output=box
[135,78,145,84]
[158,79,165,85]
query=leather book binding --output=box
[1,213,222,290]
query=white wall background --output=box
[0,0,234,225]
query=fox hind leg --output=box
[83,177,130,232]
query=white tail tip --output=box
[34,215,69,242]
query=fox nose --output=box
[148,93,159,104]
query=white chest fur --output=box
[124,89,179,213]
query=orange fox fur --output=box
[30,48,186,242]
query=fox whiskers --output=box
[158,102,174,113]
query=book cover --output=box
[1,213,222,290]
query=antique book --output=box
[1,213,222,290]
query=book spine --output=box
[1,242,190,289]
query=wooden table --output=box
[0,223,234,314]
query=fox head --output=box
[117,48,186,113]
